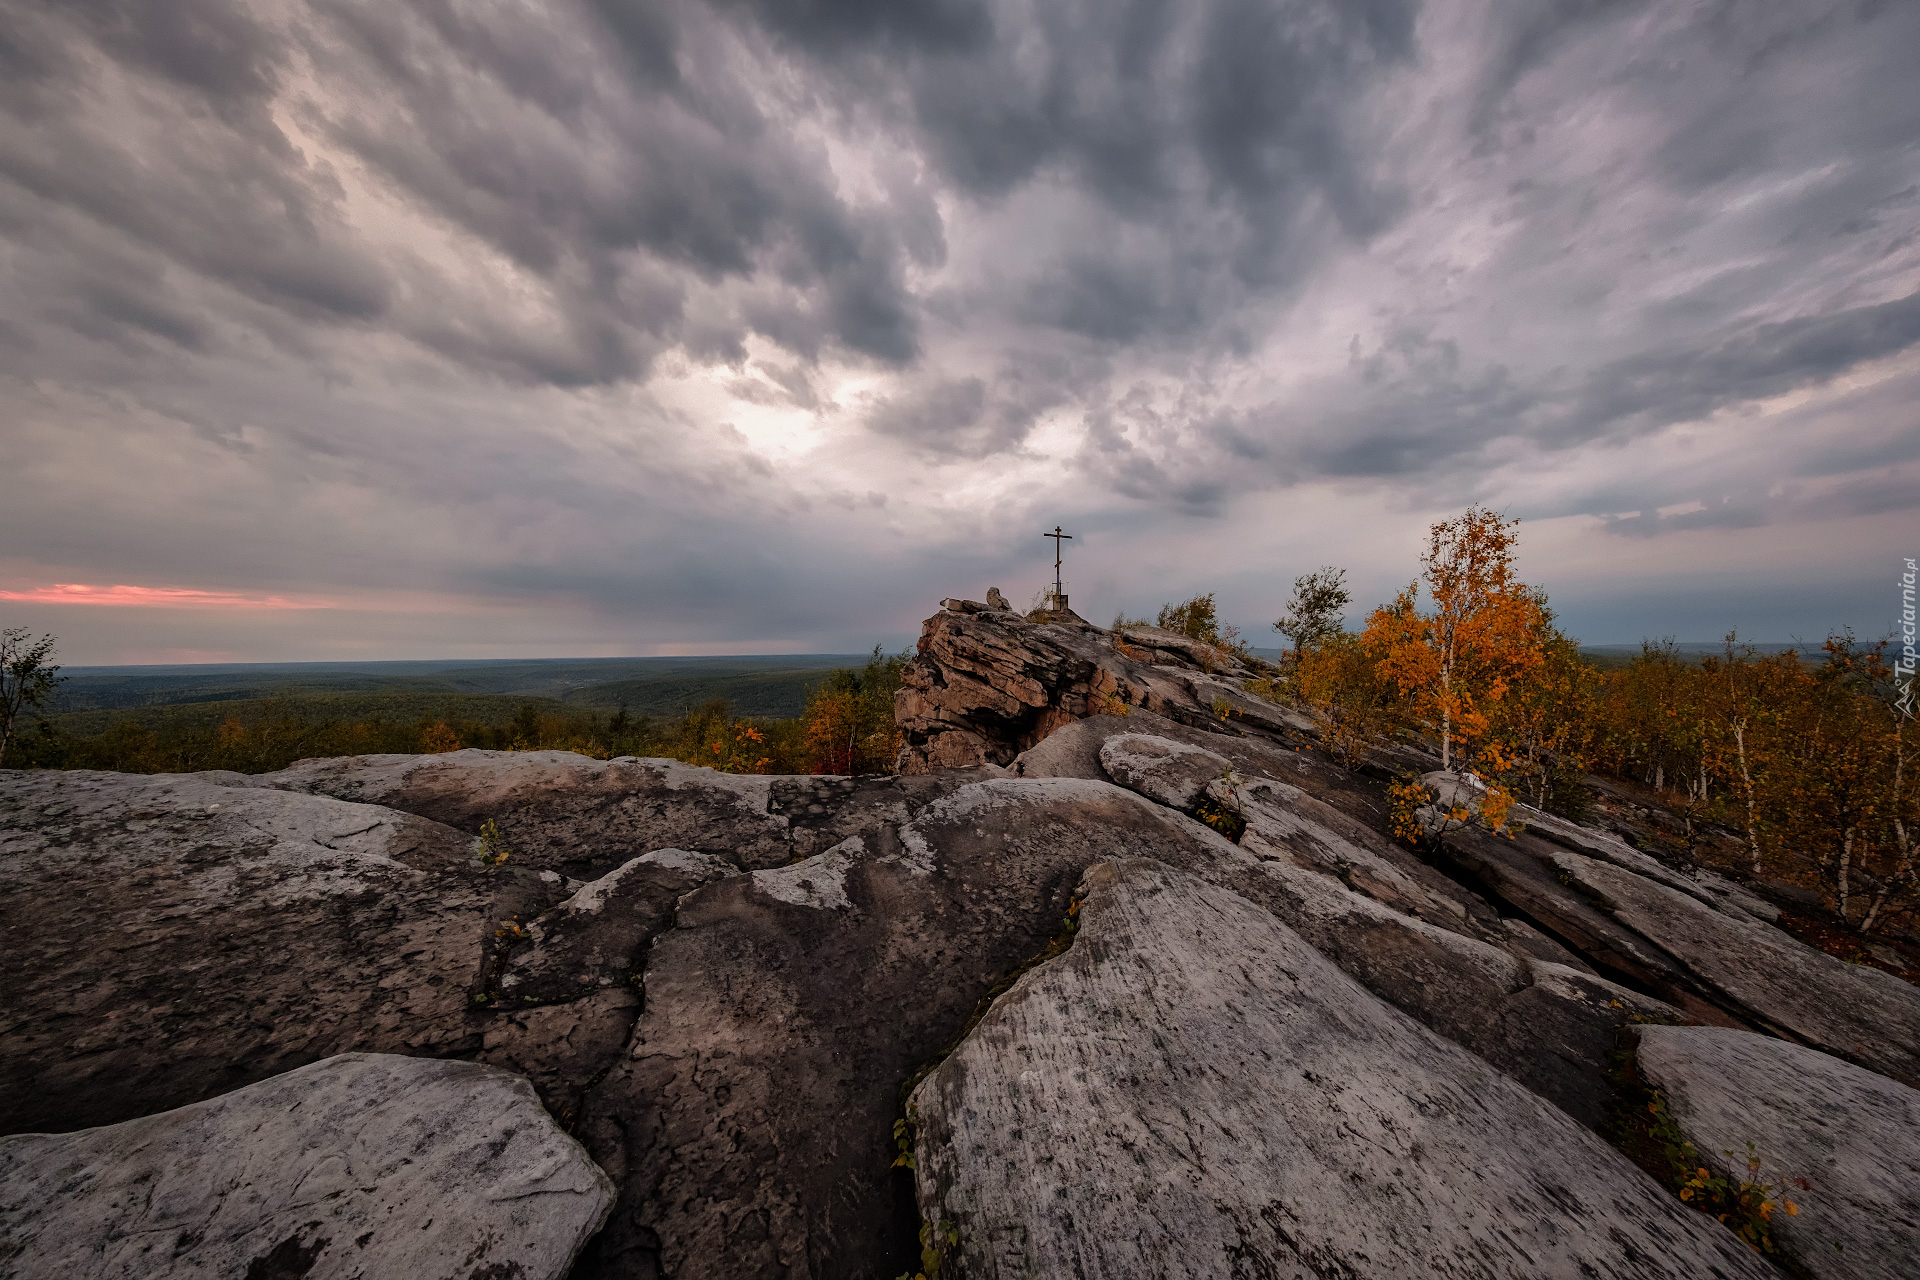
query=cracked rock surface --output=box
[257,750,976,873]
[568,777,1256,1280]
[0,768,553,1135]
[908,858,1778,1280]
[1637,1025,1920,1280]
[10,597,1920,1279]
[0,1052,611,1280]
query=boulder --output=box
[896,605,1299,773]
[1096,732,1232,809]
[258,750,972,874]
[0,1053,612,1280]
[568,777,1262,1280]
[0,769,556,1135]
[1638,1025,1920,1280]
[1555,850,1920,1086]
[908,858,1777,1279]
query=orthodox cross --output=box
[1043,525,1073,604]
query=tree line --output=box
[0,642,907,780]
[1265,508,1916,938]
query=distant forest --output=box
[3,651,906,779]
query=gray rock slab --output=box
[0,769,562,1135]
[1439,823,1702,1000]
[0,1052,612,1280]
[570,777,1263,1280]
[1557,851,1920,1086]
[259,751,975,875]
[1638,1025,1920,1280]
[497,847,737,1006]
[910,858,1777,1280]
[1231,774,1491,937]
[1228,848,1680,1129]
[1023,727,1667,1126]
[1693,866,1783,922]
[1017,714,1501,934]
[1096,732,1232,808]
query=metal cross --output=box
[1043,525,1073,601]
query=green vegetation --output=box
[1273,567,1350,658]
[4,647,911,778]
[1608,1054,1805,1259]
[0,629,63,767]
[476,819,512,867]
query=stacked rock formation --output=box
[895,594,1311,770]
[3,598,1918,1279]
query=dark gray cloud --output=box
[1,0,1916,660]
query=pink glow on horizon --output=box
[0,583,335,609]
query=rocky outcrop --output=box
[895,604,1308,772]
[0,769,555,1134]
[569,778,1261,1280]
[908,858,1778,1279]
[11,596,1920,1279]
[1441,821,1920,1085]
[258,749,974,874]
[0,1053,612,1280]
[1638,1025,1920,1280]
[1019,721,1676,1127]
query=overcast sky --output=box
[2,0,1916,664]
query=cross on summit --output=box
[1042,525,1073,612]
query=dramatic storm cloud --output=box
[2,0,1915,661]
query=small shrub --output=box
[1640,1093,1806,1255]
[421,721,461,753]
[1387,777,1435,846]
[1193,770,1247,841]
[1158,594,1221,643]
[477,818,512,866]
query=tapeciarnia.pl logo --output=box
[1899,557,1916,718]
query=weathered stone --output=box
[909,858,1777,1280]
[1020,727,1657,1124]
[0,769,554,1135]
[1233,775,1492,936]
[1226,849,1680,1128]
[259,750,973,873]
[1111,624,1254,675]
[1693,866,1783,922]
[1638,1025,1920,1280]
[1095,732,1232,808]
[1438,822,1704,999]
[1507,789,1755,916]
[1556,851,1920,1086]
[896,605,1295,773]
[0,1053,612,1280]
[497,848,738,1006]
[472,986,645,1133]
[569,777,1260,1280]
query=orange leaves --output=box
[802,687,863,775]
[1362,508,1549,774]
[421,721,461,753]
[1293,631,1401,770]
[797,647,908,775]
